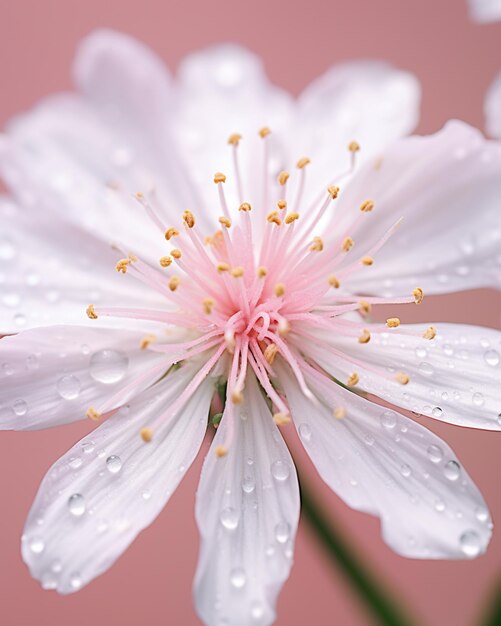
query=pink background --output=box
[0,1,500,625]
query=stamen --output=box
[296,157,311,169]
[159,256,172,267]
[309,237,324,252]
[273,412,291,425]
[277,199,287,210]
[217,262,230,273]
[358,329,371,344]
[171,249,182,259]
[228,133,242,146]
[346,372,360,387]
[359,199,375,212]
[257,266,268,278]
[333,406,346,419]
[359,301,371,315]
[361,256,374,266]
[86,304,98,320]
[213,172,226,184]
[169,276,181,291]
[278,171,290,185]
[386,317,401,328]
[219,216,232,228]
[165,227,180,240]
[116,258,131,273]
[274,283,286,297]
[140,427,154,443]
[423,326,437,340]
[231,266,244,278]
[202,298,214,314]
[285,212,300,224]
[264,343,278,364]
[86,407,101,421]
[267,211,282,225]
[231,390,244,404]
[215,445,228,458]
[328,275,340,289]
[239,202,252,212]
[327,185,340,199]
[396,372,410,385]
[341,237,354,252]
[140,334,156,350]
[413,287,424,304]
[258,127,271,138]
[183,210,196,228]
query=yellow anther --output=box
[203,235,213,246]
[217,262,230,273]
[334,406,346,420]
[396,372,410,385]
[86,304,98,320]
[165,227,180,240]
[273,413,291,426]
[239,202,252,212]
[296,157,311,169]
[358,329,371,344]
[258,127,271,138]
[135,191,144,200]
[86,407,101,422]
[266,211,282,226]
[361,257,374,266]
[423,326,437,340]
[215,445,228,458]
[359,300,372,315]
[159,256,172,267]
[386,317,401,328]
[171,248,182,259]
[219,216,232,228]
[140,334,156,350]
[264,343,278,364]
[346,372,360,387]
[413,287,424,305]
[278,171,290,185]
[228,133,242,146]
[231,266,244,278]
[231,390,244,404]
[128,254,138,263]
[213,172,226,184]
[274,283,286,297]
[277,199,287,210]
[328,185,340,199]
[169,276,181,291]
[257,266,268,278]
[348,141,360,152]
[202,298,214,314]
[328,275,340,289]
[183,210,196,228]
[309,237,324,252]
[342,237,354,252]
[284,212,300,225]
[140,427,154,443]
[360,199,375,212]
[115,258,130,273]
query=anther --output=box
[202,298,214,314]
[169,276,181,291]
[296,157,311,169]
[86,407,101,421]
[334,407,346,420]
[140,427,154,443]
[219,216,232,228]
[386,317,401,328]
[273,413,291,426]
[134,191,144,200]
[413,287,424,305]
[274,283,286,297]
[348,141,361,153]
[258,127,271,138]
[328,275,340,289]
[239,202,252,212]
[215,445,228,458]
[309,237,324,252]
[267,211,282,226]
[231,390,244,404]
[86,304,98,320]
[115,258,130,273]
[140,334,156,350]
[228,133,242,145]
[231,266,244,278]
[278,171,290,185]
[277,199,287,210]
[327,185,340,199]
[257,266,268,278]
[358,329,371,344]
[165,227,180,240]
[213,172,226,184]
[361,257,374,266]
[396,372,410,385]
[171,249,182,259]
[284,212,300,224]
[183,210,196,228]
[423,326,437,340]
[359,301,371,315]
[217,262,230,273]
[346,372,360,387]
[359,199,374,212]
[264,343,278,364]
[159,256,172,267]
[342,237,354,252]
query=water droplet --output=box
[96,519,109,533]
[271,460,290,482]
[444,460,461,481]
[69,573,82,590]
[230,567,246,588]
[485,349,500,366]
[275,521,290,544]
[476,506,489,522]
[29,537,45,554]
[415,347,427,359]
[81,441,95,455]
[380,410,397,429]
[418,362,434,377]
[432,407,443,418]
[220,507,238,530]
[51,560,62,573]
[26,354,39,370]
[472,392,485,407]
[251,602,264,620]
[0,237,16,260]
[89,349,128,384]
[241,476,255,494]
[68,457,82,470]
[460,530,482,557]
[427,445,443,463]
[142,489,152,501]
[68,494,86,517]
[41,572,57,590]
[435,499,445,512]
[298,423,312,442]
[364,434,375,446]
[400,464,412,478]
[56,375,81,400]
[106,455,122,474]
[12,399,27,416]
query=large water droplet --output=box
[418,362,434,377]
[427,444,443,463]
[241,476,255,494]
[432,407,443,418]
[68,494,86,517]
[298,423,312,442]
[13,399,27,416]
[271,460,290,482]
[484,350,500,367]
[106,455,122,474]
[29,536,45,554]
[230,567,247,588]
[89,349,128,384]
[275,521,290,544]
[380,410,397,429]
[220,507,238,530]
[460,530,482,557]
[444,460,461,481]
[475,506,489,522]
[56,375,81,400]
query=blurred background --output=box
[0,1,500,624]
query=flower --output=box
[1,30,501,626]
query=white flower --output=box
[468,0,501,22]
[1,30,500,626]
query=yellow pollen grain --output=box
[257,266,268,278]
[413,287,424,305]
[217,262,230,273]
[266,211,282,226]
[213,172,226,184]
[273,413,291,426]
[86,406,101,422]
[183,210,196,228]
[165,227,180,241]
[277,199,287,210]
[231,266,244,278]
[258,127,271,138]
[359,300,372,315]
[171,248,182,259]
[284,212,300,224]
[342,237,354,252]
[264,343,278,364]
[396,372,410,385]
[346,372,360,387]
[309,236,324,252]
[115,258,130,273]
[334,406,346,420]
[274,283,286,297]
[86,304,98,320]
[358,329,371,344]
[140,334,156,350]
[361,256,374,266]
[296,157,311,169]
[169,276,181,291]
[202,298,214,314]
[348,141,361,153]
[328,275,340,289]
[239,202,252,212]
[228,133,242,146]
[278,171,290,185]
[386,317,401,328]
[360,199,375,212]
[159,256,172,267]
[231,390,244,404]
[140,427,153,443]
[215,445,228,458]
[328,185,340,199]
[423,326,437,340]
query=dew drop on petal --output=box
[41,572,57,590]
[415,347,427,359]
[427,445,443,463]
[444,460,461,481]
[271,460,290,482]
[380,410,397,430]
[89,349,128,384]
[298,423,312,442]
[484,350,500,367]
[476,506,489,522]
[241,476,255,494]
[29,537,45,554]
[400,464,412,478]
[418,362,434,377]
[13,399,27,416]
[472,392,485,407]
[275,521,290,544]
[220,507,238,530]
[106,455,122,474]
[251,602,264,620]
[68,457,82,470]
[434,499,445,512]
[56,375,81,400]
[230,567,247,588]
[460,530,482,557]
[432,407,443,418]
[69,573,82,590]
[68,494,86,517]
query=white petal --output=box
[194,373,299,626]
[0,325,165,430]
[485,69,501,138]
[301,323,501,430]
[468,0,501,22]
[21,361,213,593]
[278,361,492,559]
[336,121,501,296]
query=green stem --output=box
[299,476,416,626]
[478,577,501,626]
